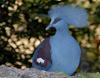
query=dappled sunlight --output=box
[4,33,44,68]
[6,33,44,54]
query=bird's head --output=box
[46,17,67,30]
[46,5,88,30]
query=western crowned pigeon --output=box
[32,5,88,75]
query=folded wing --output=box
[32,38,52,70]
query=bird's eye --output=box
[53,18,61,24]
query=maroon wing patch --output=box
[32,38,52,70]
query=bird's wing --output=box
[32,38,52,70]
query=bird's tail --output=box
[48,5,88,28]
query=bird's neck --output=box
[52,27,69,38]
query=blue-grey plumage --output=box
[48,5,88,28]
[32,5,88,75]
[48,20,81,75]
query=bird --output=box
[32,5,88,75]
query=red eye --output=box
[53,18,61,24]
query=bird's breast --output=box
[49,35,81,74]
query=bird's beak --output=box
[45,25,52,30]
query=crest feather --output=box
[48,5,88,27]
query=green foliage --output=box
[79,73,100,78]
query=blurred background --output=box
[0,0,100,73]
